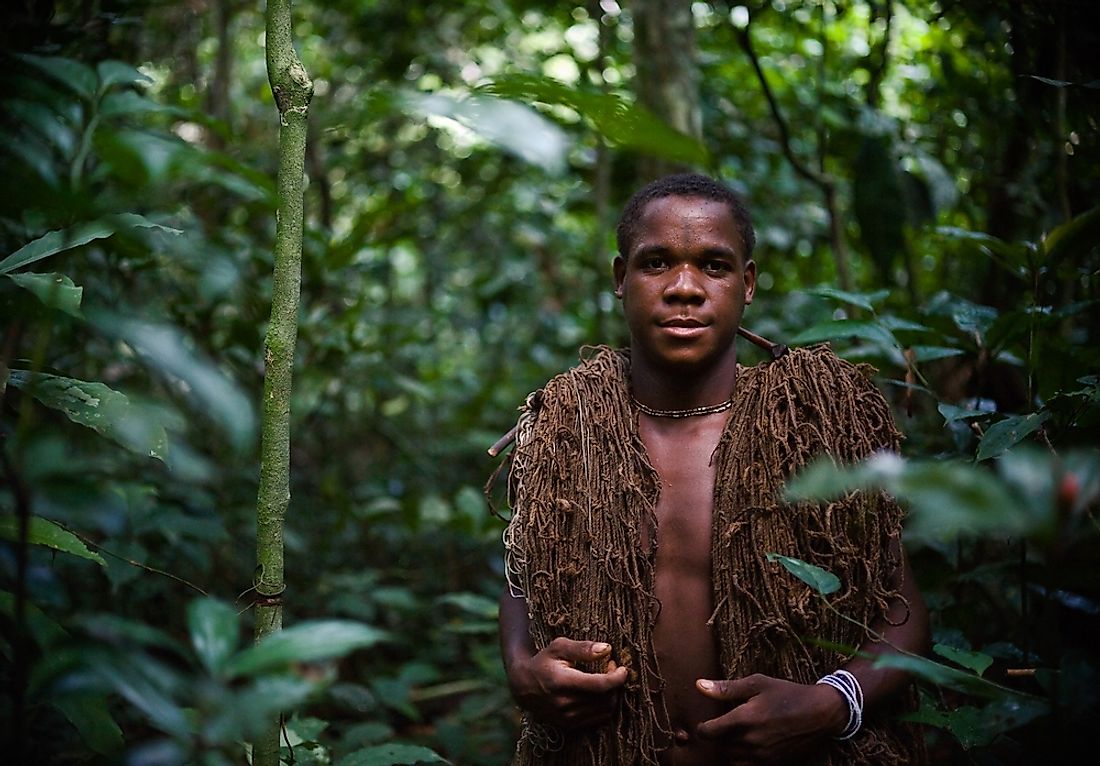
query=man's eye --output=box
[642,257,665,269]
[704,260,731,273]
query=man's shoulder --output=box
[740,343,900,453]
[523,345,629,411]
[743,343,884,399]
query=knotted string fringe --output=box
[498,344,926,765]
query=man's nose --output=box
[663,265,705,302]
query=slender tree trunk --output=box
[208,0,235,148]
[630,0,701,180]
[254,3,312,766]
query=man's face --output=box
[613,195,756,373]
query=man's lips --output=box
[659,317,707,328]
[658,317,709,338]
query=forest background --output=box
[2,1,1099,765]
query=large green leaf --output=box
[1042,204,1100,269]
[479,74,709,167]
[96,60,151,91]
[937,226,1031,276]
[336,744,449,766]
[87,311,254,452]
[0,213,181,274]
[7,371,172,460]
[787,320,898,348]
[765,553,840,595]
[187,598,240,676]
[17,53,97,100]
[937,403,988,424]
[0,589,68,647]
[870,652,1036,701]
[802,286,890,312]
[225,621,388,678]
[933,643,994,676]
[7,272,83,316]
[977,412,1051,462]
[0,517,105,566]
[784,453,1041,541]
[53,695,124,755]
[911,345,965,363]
[400,91,569,173]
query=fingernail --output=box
[697,679,713,691]
[593,643,610,653]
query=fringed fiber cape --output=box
[501,344,926,765]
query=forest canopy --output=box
[1,1,1098,765]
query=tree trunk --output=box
[630,0,701,180]
[254,3,312,766]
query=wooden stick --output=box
[737,325,789,360]
[487,425,518,458]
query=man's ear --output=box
[743,259,757,305]
[613,256,626,297]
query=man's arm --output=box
[694,545,929,762]
[499,588,628,729]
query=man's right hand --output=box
[506,636,629,729]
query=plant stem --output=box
[254,3,313,766]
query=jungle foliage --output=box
[1,1,1098,765]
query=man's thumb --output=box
[547,636,613,662]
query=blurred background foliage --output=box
[0,0,1098,764]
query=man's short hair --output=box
[615,173,756,261]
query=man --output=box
[497,173,928,765]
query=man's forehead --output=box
[634,195,743,250]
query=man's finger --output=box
[558,663,628,693]
[695,709,748,741]
[695,676,758,704]
[546,636,615,663]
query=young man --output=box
[497,173,928,765]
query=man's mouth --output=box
[660,317,707,328]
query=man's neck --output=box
[628,346,740,411]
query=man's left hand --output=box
[694,673,848,764]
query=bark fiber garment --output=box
[501,345,926,765]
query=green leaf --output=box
[933,644,994,676]
[803,286,890,312]
[911,345,965,363]
[100,91,175,119]
[480,74,709,167]
[87,312,255,452]
[977,412,1051,462]
[226,621,387,678]
[7,272,83,316]
[950,301,999,337]
[187,598,240,676]
[336,743,448,766]
[0,517,105,566]
[787,320,898,348]
[96,60,151,91]
[870,653,1035,701]
[437,592,499,619]
[0,589,69,647]
[937,403,988,424]
[0,213,181,274]
[784,453,1040,541]
[17,53,97,100]
[53,696,124,755]
[1042,204,1100,269]
[7,371,171,460]
[400,91,569,174]
[765,553,840,595]
[878,316,932,333]
[936,227,1029,275]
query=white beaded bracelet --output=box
[815,669,864,740]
